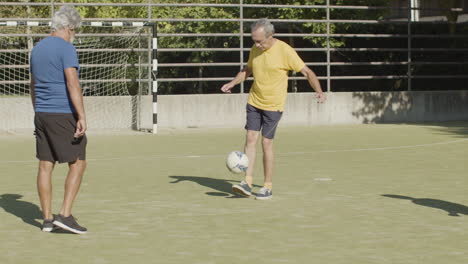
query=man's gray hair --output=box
[251,18,275,37]
[51,6,82,31]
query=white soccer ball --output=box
[226,151,249,174]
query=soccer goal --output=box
[0,21,158,133]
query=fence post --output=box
[407,0,412,91]
[240,0,244,93]
[148,0,152,21]
[326,0,331,92]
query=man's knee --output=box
[69,159,86,169]
[39,160,55,172]
[262,137,273,147]
[246,130,259,145]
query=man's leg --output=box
[255,109,281,200]
[37,160,55,220]
[232,130,259,197]
[53,160,88,234]
[254,137,274,200]
[261,137,274,188]
[244,129,260,185]
[60,159,86,217]
[232,104,262,197]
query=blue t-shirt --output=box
[30,36,80,113]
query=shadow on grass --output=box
[0,193,42,229]
[382,194,468,217]
[0,194,78,234]
[422,121,468,138]
[169,175,261,198]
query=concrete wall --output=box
[2,91,468,132]
[148,91,468,129]
[0,96,137,131]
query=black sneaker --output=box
[232,180,252,197]
[42,218,54,232]
[53,214,87,234]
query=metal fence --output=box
[1,1,468,94]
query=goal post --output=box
[0,21,158,133]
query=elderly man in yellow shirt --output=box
[221,18,326,200]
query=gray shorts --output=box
[34,112,87,163]
[245,104,283,139]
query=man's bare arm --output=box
[221,67,253,93]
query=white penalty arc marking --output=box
[283,138,468,155]
[1,138,467,164]
[314,178,333,181]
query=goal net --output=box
[0,22,155,133]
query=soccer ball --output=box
[226,151,249,174]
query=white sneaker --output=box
[255,187,272,200]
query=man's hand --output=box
[316,93,326,103]
[221,67,251,93]
[221,83,234,93]
[74,118,87,138]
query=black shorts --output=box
[34,112,87,163]
[245,104,283,139]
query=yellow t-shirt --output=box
[247,40,305,111]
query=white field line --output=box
[284,138,468,155]
[1,138,467,164]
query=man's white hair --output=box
[251,18,275,37]
[51,6,81,31]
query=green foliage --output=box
[1,1,467,94]
[150,3,239,93]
